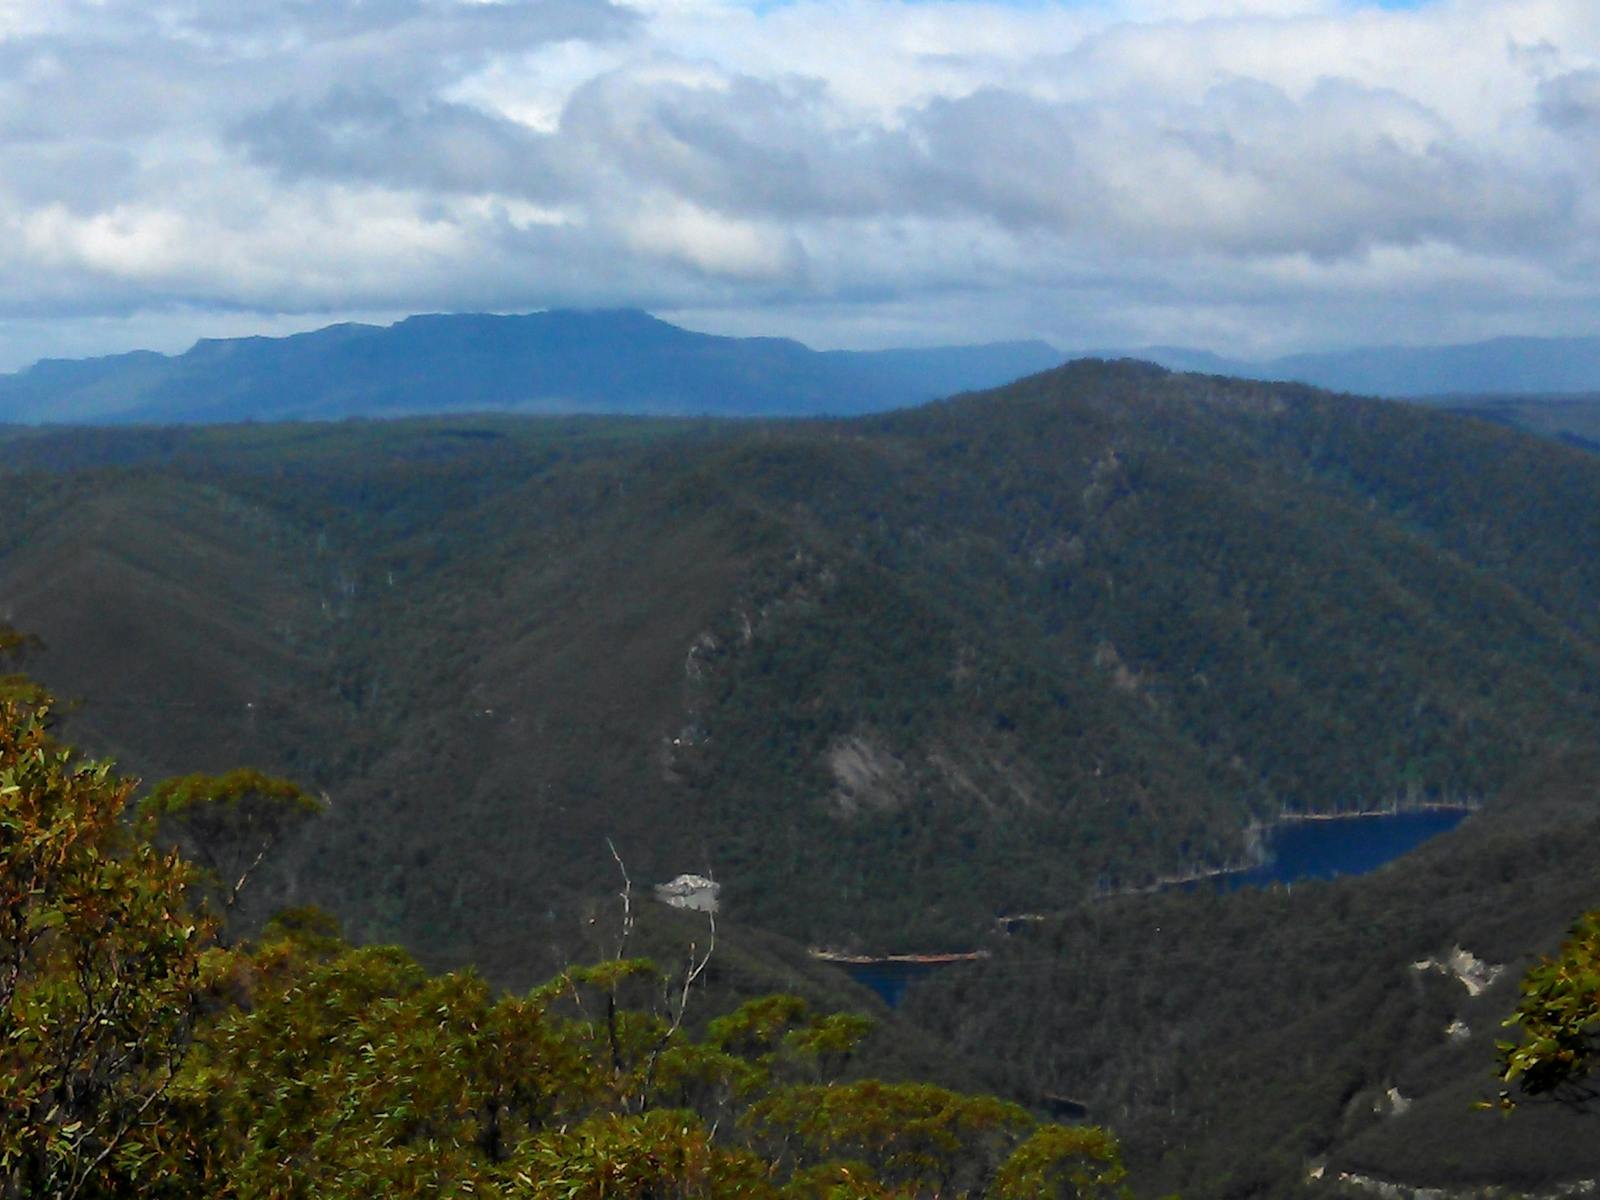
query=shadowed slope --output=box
[1,363,1598,974]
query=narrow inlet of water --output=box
[842,808,1472,1007]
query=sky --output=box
[1,0,1599,371]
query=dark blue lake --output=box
[840,962,943,1008]
[1207,809,1469,891]
[842,808,1471,1006]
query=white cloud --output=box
[4,0,1600,369]
[622,196,804,278]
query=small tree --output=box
[138,769,324,921]
[0,621,44,703]
[1497,909,1600,1110]
[0,690,209,1200]
[994,1124,1129,1200]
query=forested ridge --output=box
[2,359,1599,1195]
[905,754,1600,1198]
[3,361,1597,960]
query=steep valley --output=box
[2,361,1599,1195]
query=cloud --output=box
[234,88,566,200]
[4,0,1600,368]
[1539,68,1600,132]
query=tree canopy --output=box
[1,681,1129,1198]
[1498,910,1600,1110]
[0,690,207,1199]
[138,768,324,921]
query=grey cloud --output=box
[175,0,530,41]
[1538,69,1600,132]
[547,73,1088,228]
[0,0,636,230]
[233,88,566,200]
[214,0,638,99]
[901,89,1092,229]
[0,0,635,147]
[5,0,1600,364]
[81,0,635,63]
[0,37,208,144]
[0,144,144,213]
[1149,77,1564,257]
[538,68,1564,261]
[895,77,1564,257]
[556,71,913,218]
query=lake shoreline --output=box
[809,949,988,967]
[826,805,1480,1005]
[1111,801,1482,898]
[1273,799,1480,823]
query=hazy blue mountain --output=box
[1117,334,1600,397]
[0,309,1063,425]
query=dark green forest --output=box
[4,362,1599,954]
[2,361,1598,1196]
[904,754,1600,1198]
[2,672,1138,1198]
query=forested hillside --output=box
[2,361,1599,971]
[906,753,1600,1198]
[1,671,1133,1199]
[1432,393,1600,454]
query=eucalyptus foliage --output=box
[1,683,1129,1198]
[1498,910,1600,1109]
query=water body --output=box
[1205,809,1470,891]
[841,961,944,1008]
[843,808,1471,1007]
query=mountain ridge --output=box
[0,308,1063,425]
[13,308,1600,440]
[6,360,1599,1193]
[4,358,1599,962]
[1117,333,1600,397]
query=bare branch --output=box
[606,838,634,962]
[641,902,717,1113]
[671,907,717,1039]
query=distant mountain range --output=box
[1122,334,1600,397]
[0,309,1063,424]
[7,308,1600,426]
